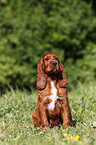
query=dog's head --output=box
[42,52,60,74]
[37,52,68,90]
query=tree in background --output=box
[0,0,96,91]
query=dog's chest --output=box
[48,81,58,111]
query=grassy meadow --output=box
[0,83,96,145]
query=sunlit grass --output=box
[0,83,96,145]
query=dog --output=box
[32,52,72,130]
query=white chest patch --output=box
[48,81,58,111]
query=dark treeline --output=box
[0,0,96,91]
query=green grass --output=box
[0,83,96,145]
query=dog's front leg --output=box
[39,101,49,130]
[59,88,72,128]
[61,95,72,128]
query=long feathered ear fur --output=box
[58,62,68,87]
[36,57,47,90]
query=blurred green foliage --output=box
[0,0,96,90]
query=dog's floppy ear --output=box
[36,56,47,90]
[58,62,68,87]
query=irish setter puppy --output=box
[32,52,72,130]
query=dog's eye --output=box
[55,57,58,60]
[45,58,49,61]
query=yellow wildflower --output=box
[69,134,73,139]
[68,141,70,144]
[79,141,82,144]
[63,133,67,137]
[70,136,73,139]
[83,135,85,137]
[75,135,80,141]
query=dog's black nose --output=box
[52,61,57,66]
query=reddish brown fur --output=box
[32,52,72,130]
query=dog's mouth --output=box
[44,62,60,74]
[50,66,59,73]
[52,67,56,70]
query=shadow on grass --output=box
[71,120,77,127]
